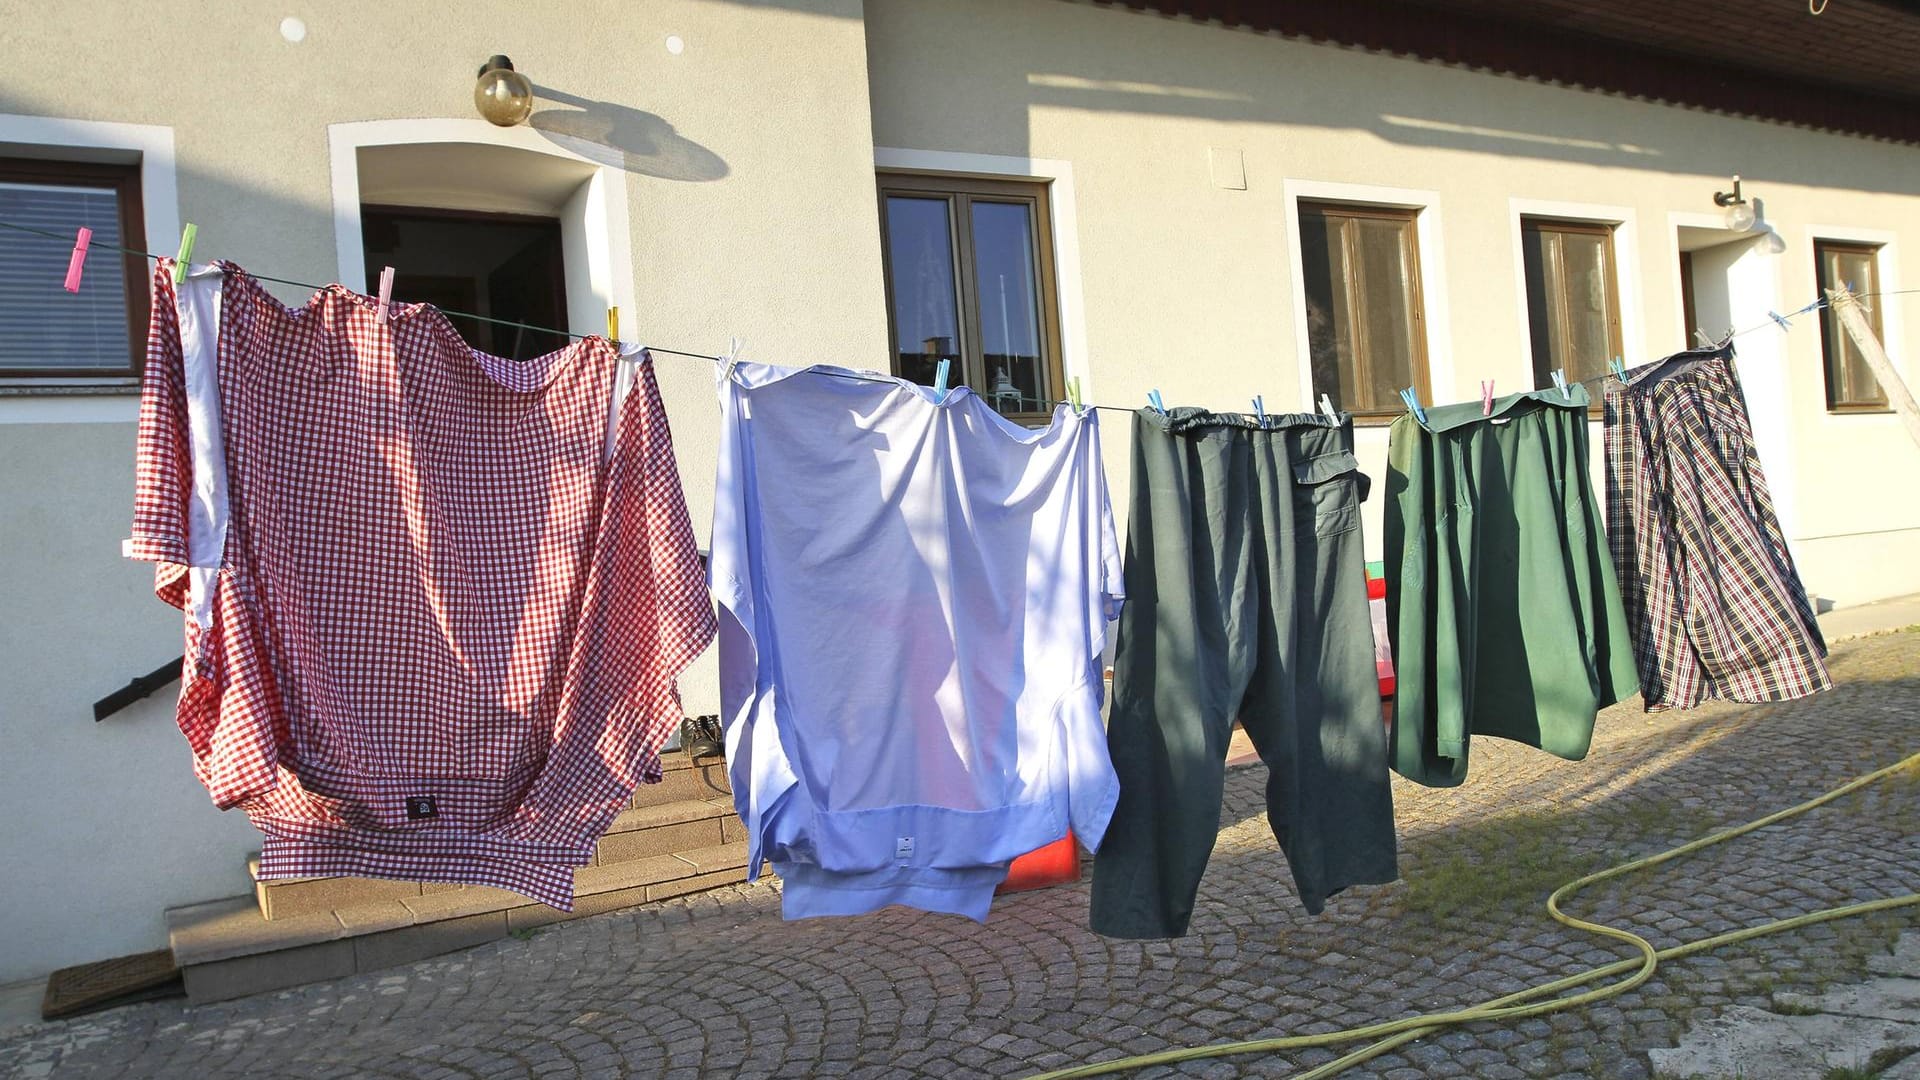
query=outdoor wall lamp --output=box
[474,55,535,127]
[1714,175,1756,232]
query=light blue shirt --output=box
[709,362,1124,920]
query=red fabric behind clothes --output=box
[129,262,715,908]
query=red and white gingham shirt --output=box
[129,262,715,908]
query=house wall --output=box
[0,0,886,984]
[3,0,1919,983]
[864,0,1920,602]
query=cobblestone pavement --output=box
[4,631,1918,1080]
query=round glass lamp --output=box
[475,55,534,127]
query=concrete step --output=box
[176,841,757,1004]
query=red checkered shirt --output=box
[128,263,715,908]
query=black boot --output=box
[681,714,723,761]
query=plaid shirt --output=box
[129,263,715,908]
[1604,344,1831,711]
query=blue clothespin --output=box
[1610,357,1627,381]
[933,358,950,402]
[1399,387,1428,425]
[1252,395,1266,428]
[1551,369,1571,401]
[1768,309,1793,332]
[1148,389,1165,415]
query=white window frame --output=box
[1508,198,1645,403]
[872,147,1090,403]
[1282,179,1453,426]
[0,114,178,423]
[327,119,636,352]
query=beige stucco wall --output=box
[0,0,887,983]
[4,0,1919,983]
[865,0,1920,604]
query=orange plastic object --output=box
[997,832,1080,894]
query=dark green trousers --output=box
[1090,409,1400,939]
[1385,386,1640,788]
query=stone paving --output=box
[3,629,1917,1080]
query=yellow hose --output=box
[1030,749,1920,1080]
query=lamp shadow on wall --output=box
[529,86,730,183]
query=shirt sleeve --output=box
[125,260,192,611]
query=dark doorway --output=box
[361,205,569,361]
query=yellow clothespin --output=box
[607,306,620,344]
[1067,376,1083,414]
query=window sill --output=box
[0,379,140,397]
[1826,405,1894,415]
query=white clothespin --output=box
[1319,393,1337,420]
[1550,369,1571,401]
[722,337,744,381]
[1693,329,1713,348]
[376,266,395,322]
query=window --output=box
[1298,202,1428,419]
[0,158,148,381]
[1814,240,1888,411]
[878,173,1063,418]
[361,205,568,362]
[1522,218,1622,403]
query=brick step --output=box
[172,840,758,1004]
[631,748,730,810]
[251,794,743,920]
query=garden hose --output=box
[1029,749,1920,1080]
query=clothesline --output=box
[3,215,1909,417]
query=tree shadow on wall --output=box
[530,86,730,183]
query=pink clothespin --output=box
[376,266,395,321]
[1481,379,1494,416]
[63,228,92,293]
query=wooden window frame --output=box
[1522,217,1623,414]
[0,157,149,380]
[877,173,1065,421]
[1814,239,1891,413]
[1299,201,1430,423]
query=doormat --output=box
[41,950,183,1021]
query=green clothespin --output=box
[172,223,198,284]
[1067,376,1082,414]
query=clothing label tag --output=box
[895,836,914,860]
[404,796,438,820]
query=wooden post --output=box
[1826,285,1920,451]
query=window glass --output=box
[970,200,1044,414]
[879,176,1062,418]
[0,180,131,373]
[1816,242,1886,410]
[1523,220,1621,397]
[1301,203,1425,417]
[884,195,962,389]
